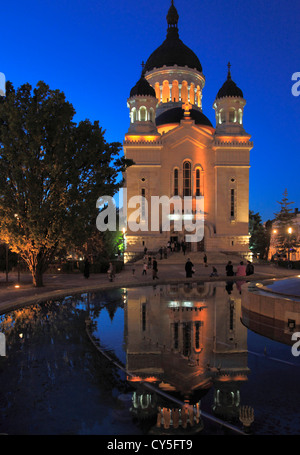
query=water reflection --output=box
[119,281,250,434]
[0,281,299,435]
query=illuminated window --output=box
[155,82,160,101]
[171,80,179,102]
[149,108,155,122]
[183,161,191,196]
[181,81,188,103]
[174,168,179,196]
[220,109,226,123]
[195,168,201,196]
[190,83,195,104]
[139,106,147,121]
[229,109,236,123]
[162,80,170,102]
[238,109,243,124]
[131,107,137,123]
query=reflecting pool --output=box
[0,281,299,435]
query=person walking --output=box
[185,258,194,278]
[225,261,234,276]
[152,257,159,280]
[142,262,147,275]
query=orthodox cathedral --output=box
[123,1,253,260]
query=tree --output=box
[0,81,132,286]
[249,210,270,259]
[273,189,299,259]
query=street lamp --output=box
[288,227,292,265]
[122,228,126,263]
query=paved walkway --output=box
[0,260,298,315]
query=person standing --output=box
[159,246,163,260]
[226,261,234,276]
[236,261,246,276]
[185,258,194,278]
[246,260,254,276]
[203,254,208,267]
[83,258,90,279]
[152,257,159,280]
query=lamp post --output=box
[288,227,292,266]
[122,228,126,263]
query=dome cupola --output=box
[127,68,158,135]
[213,63,246,134]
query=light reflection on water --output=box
[0,281,299,435]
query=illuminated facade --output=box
[123,1,253,259]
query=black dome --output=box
[143,2,202,74]
[130,74,156,98]
[156,107,212,127]
[216,64,243,99]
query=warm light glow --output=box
[273,229,277,234]
[122,227,126,234]
[125,135,160,142]
[288,227,292,234]
[216,136,250,143]
[14,284,20,288]
[127,375,159,383]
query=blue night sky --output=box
[1,0,300,222]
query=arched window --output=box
[171,80,179,102]
[183,161,191,196]
[195,168,201,196]
[174,168,179,196]
[229,109,236,123]
[190,83,195,104]
[220,109,226,123]
[139,106,147,121]
[149,108,155,122]
[196,86,201,107]
[238,109,243,124]
[131,107,137,123]
[181,81,188,103]
[162,80,170,102]
[155,82,160,101]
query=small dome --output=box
[130,74,156,98]
[216,63,243,99]
[156,107,212,127]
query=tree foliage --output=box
[273,189,299,256]
[0,81,131,286]
[249,210,270,259]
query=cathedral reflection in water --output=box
[122,281,252,434]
